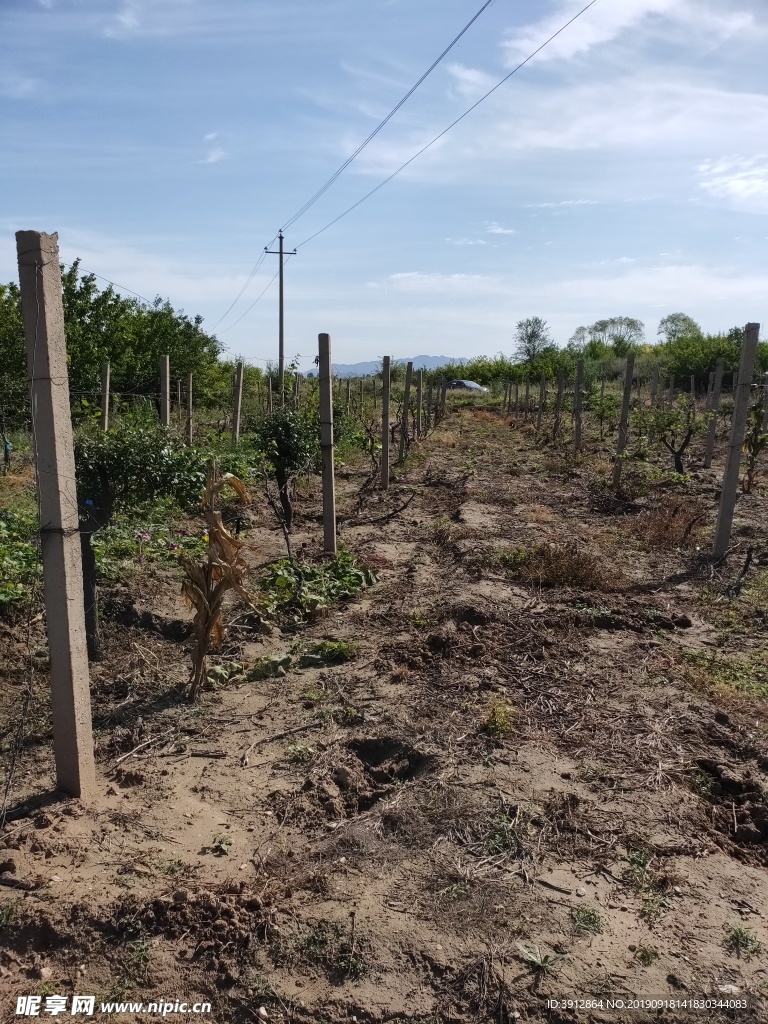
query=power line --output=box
[280,0,498,233]
[78,269,155,307]
[296,0,601,250]
[217,256,294,335]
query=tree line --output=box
[1,261,764,429]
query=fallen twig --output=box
[241,722,322,767]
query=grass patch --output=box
[678,650,768,698]
[724,924,762,961]
[623,848,674,927]
[570,906,603,934]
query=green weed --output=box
[483,698,515,737]
[257,549,377,622]
[298,639,357,667]
[571,907,603,934]
[724,925,762,961]
[635,946,659,966]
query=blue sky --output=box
[1,0,767,370]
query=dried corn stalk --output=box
[181,464,252,700]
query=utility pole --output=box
[265,230,297,406]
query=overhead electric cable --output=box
[217,256,294,335]
[296,0,601,250]
[280,0,498,233]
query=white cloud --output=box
[504,0,756,64]
[203,132,219,142]
[446,237,487,246]
[697,155,768,212]
[486,222,516,235]
[199,146,228,165]
[446,63,497,99]
[527,200,598,208]
[0,74,40,99]
[383,263,768,315]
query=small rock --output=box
[35,966,52,981]
[0,855,18,875]
[718,984,741,996]
[258,1008,269,1021]
[576,887,587,897]
[628,944,637,952]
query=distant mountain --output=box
[323,355,468,378]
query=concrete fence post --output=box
[514,382,520,420]
[706,370,715,411]
[160,354,170,426]
[16,230,96,801]
[536,377,546,432]
[440,376,447,416]
[398,361,413,464]
[426,380,433,432]
[381,356,391,490]
[318,334,336,555]
[100,362,110,432]
[713,324,760,559]
[553,370,565,440]
[574,359,584,452]
[612,354,635,492]
[524,380,530,420]
[650,365,659,407]
[703,358,724,469]
[232,360,244,445]
[186,372,193,446]
[416,370,423,438]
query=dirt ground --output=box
[1,402,767,1024]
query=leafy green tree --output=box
[657,312,702,343]
[0,282,26,426]
[514,317,553,364]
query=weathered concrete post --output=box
[706,371,715,411]
[318,334,336,555]
[703,358,724,469]
[232,360,244,445]
[416,370,423,438]
[186,372,193,446]
[100,362,110,432]
[160,354,170,426]
[612,354,636,492]
[16,230,96,800]
[553,370,565,440]
[381,357,391,490]
[399,361,414,464]
[176,380,182,423]
[535,377,546,432]
[426,380,433,431]
[574,360,585,452]
[524,380,530,420]
[713,324,760,559]
[439,376,448,417]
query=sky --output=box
[1,0,767,370]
